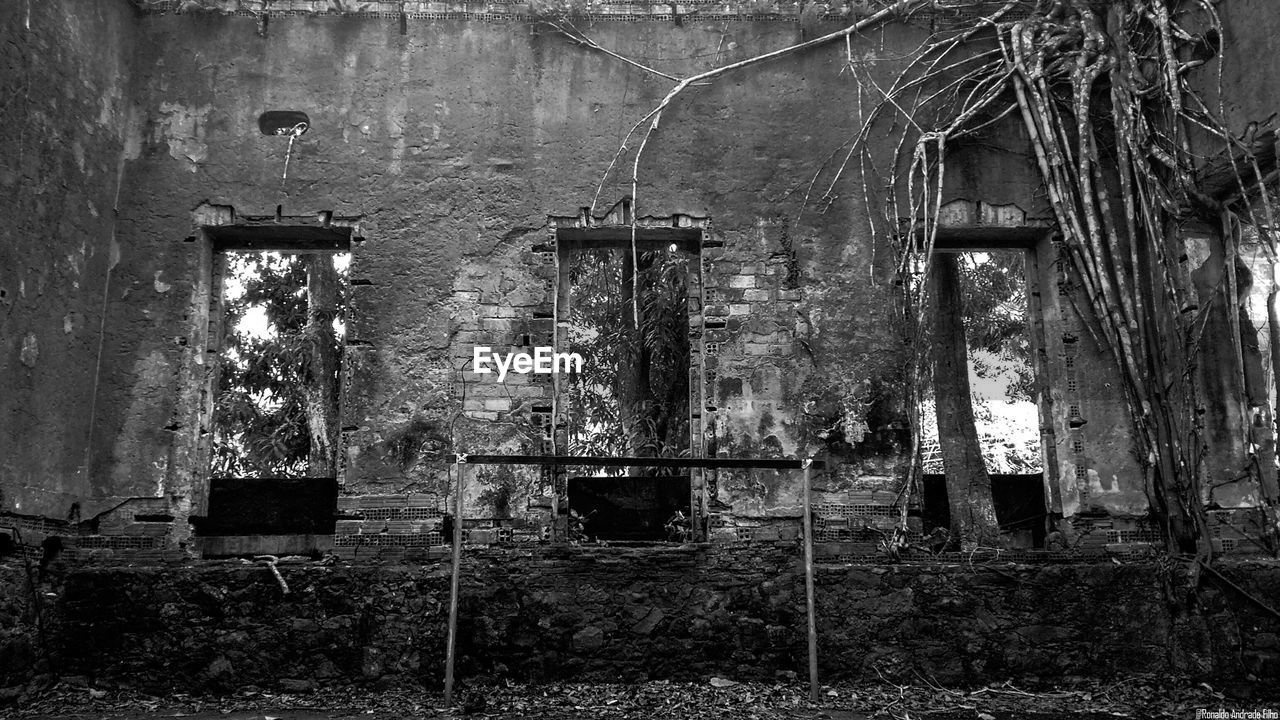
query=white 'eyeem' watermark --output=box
[472,346,583,382]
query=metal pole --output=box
[801,459,819,702]
[444,460,466,706]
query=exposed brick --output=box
[507,385,552,399]
[480,318,516,331]
[463,384,511,398]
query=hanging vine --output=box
[567,0,1278,559]
[844,0,1280,561]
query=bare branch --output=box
[543,21,680,82]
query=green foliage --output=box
[957,252,1034,403]
[918,252,1042,475]
[211,252,346,478]
[563,248,692,465]
[912,252,1035,402]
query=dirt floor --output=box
[4,676,1278,720]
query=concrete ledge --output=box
[197,534,334,557]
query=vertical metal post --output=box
[550,241,563,543]
[801,459,819,702]
[444,460,466,705]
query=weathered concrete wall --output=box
[108,11,1067,530]
[1200,0,1280,137]
[0,0,142,519]
[1159,0,1279,515]
[4,1,1273,544]
[3,551,1273,693]
[1185,0,1280,511]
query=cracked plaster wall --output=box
[116,13,980,527]
[1,0,1273,539]
[0,0,144,519]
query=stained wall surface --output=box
[1,0,1274,547]
[122,9,1069,534]
[0,0,141,519]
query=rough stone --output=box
[630,608,665,636]
[572,626,605,653]
[278,678,317,693]
[0,549,1265,693]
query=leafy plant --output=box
[211,251,346,478]
[562,248,692,469]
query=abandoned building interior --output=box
[3,0,1280,695]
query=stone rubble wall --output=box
[1,548,1277,695]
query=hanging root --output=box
[854,0,1276,558]
[569,0,1277,556]
[585,0,932,327]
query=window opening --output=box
[921,250,1042,475]
[556,228,699,540]
[921,249,1045,548]
[211,247,350,479]
[558,236,696,463]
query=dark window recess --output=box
[258,111,310,136]
[921,473,1047,548]
[191,477,338,536]
[568,475,691,541]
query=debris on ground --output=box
[8,675,1276,719]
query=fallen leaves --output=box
[9,673,1277,720]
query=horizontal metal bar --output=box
[446,454,824,469]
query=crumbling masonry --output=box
[2,0,1280,689]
